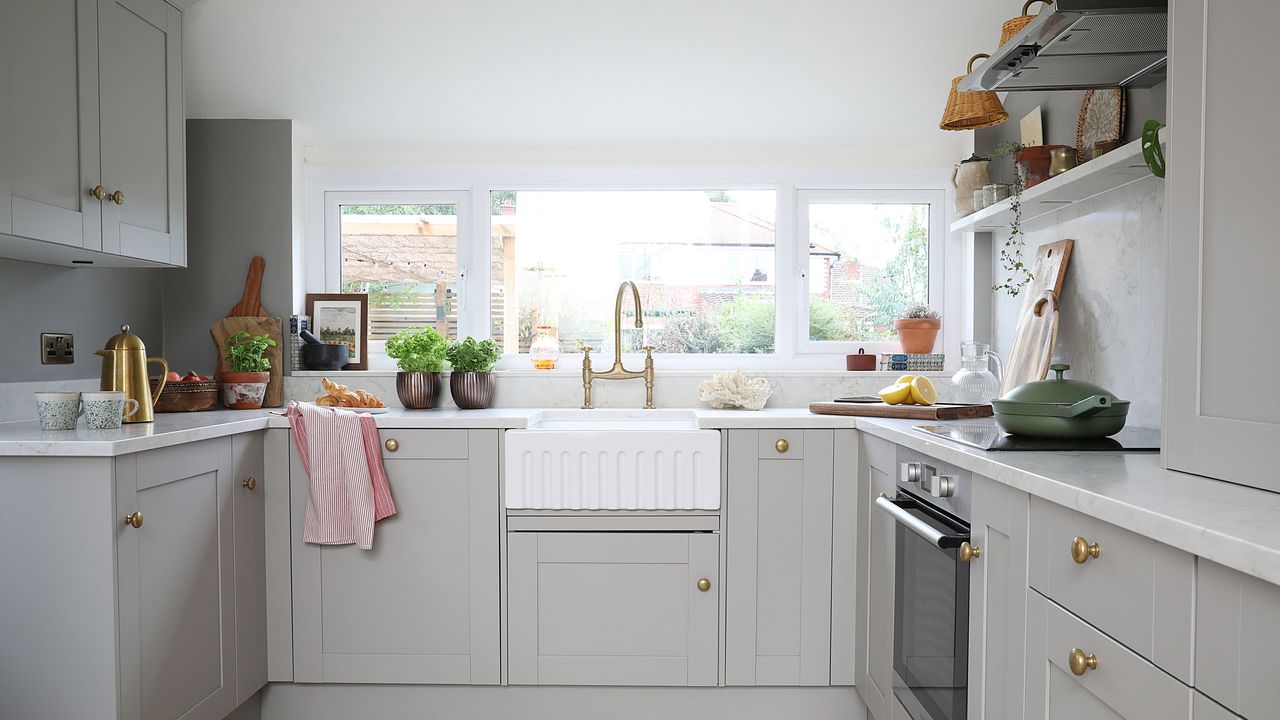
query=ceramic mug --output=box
[82,391,141,430]
[34,392,83,430]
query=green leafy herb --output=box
[224,331,276,373]
[446,337,502,373]
[385,327,448,373]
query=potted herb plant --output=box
[385,326,448,409]
[894,306,942,354]
[446,337,501,409]
[221,331,277,409]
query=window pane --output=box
[490,190,776,355]
[807,203,929,342]
[340,204,460,342]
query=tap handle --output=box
[642,345,655,354]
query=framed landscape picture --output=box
[305,293,368,370]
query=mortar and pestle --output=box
[299,329,350,370]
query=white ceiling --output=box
[183,0,1013,155]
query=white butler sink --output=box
[505,409,720,510]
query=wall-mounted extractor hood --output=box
[959,0,1167,92]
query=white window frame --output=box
[795,188,947,356]
[305,166,958,371]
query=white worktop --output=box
[5,406,1280,587]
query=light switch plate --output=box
[41,333,74,364]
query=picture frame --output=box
[305,293,369,370]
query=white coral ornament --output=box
[697,370,772,411]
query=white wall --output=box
[991,180,1166,429]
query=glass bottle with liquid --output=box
[529,325,561,370]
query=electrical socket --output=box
[41,333,74,364]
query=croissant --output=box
[315,377,385,409]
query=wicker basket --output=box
[151,379,220,412]
[939,54,1008,131]
[1000,0,1053,47]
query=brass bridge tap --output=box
[582,281,655,409]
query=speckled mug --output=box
[82,391,140,430]
[34,392,83,430]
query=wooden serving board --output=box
[1000,239,1073,396]
[809,401,993,420]
[211,316,285,407]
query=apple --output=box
[166,371,181,382]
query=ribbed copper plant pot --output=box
[450,372,495,410]
[396,372,442,409]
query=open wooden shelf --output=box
[951,128,1168,234]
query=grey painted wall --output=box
[162,120,296,375]
[0,259,163,383]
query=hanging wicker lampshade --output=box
[939,53,1009,131]
[1000,0,1053,47]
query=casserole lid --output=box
[994,364,1129,418]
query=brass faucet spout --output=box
[614,281,644,361]
[583,281,656,409]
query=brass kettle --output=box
[96,324,168,424]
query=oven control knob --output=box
[928,474,957,498]
[904,462,922,483]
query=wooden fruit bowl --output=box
[151,379,220,413]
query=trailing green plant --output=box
[224,331,276,373]
[990,140,1034,297]
[898,305,941,320]
[447,337,502,373]
[385,327,448,373]
[1141,119,1165,178]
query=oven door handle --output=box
[875,494,969,549]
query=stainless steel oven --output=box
[874,459,971,720]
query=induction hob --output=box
[914,423,1161,451]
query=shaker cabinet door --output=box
[1164,0,1280,488]
[0,0,102,250]
[856,433,898,720]
[97,0,184,265]
[115,438,237,720]
[231,431,268,705]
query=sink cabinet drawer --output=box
[376,429,468,459]
[1028,497,1194,683]
[1195,558,1280,718]
[1025,589,1192,720]
[759,431,803,458]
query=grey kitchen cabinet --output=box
[1195,558,1280,718]
[0,0,102,251]
[508,531,720,686]
[1025,589,1192,720]
[289,429,501,684]
[725,428,838,686]
[1164,0,1280,489]
[855,433,898,720]
[1194,693,1243,720]
[231,431,268,705]
[0,0,185,266]
[968,473,1030,720]
[115,437,238,720]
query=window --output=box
[489,190,778,355]
[798,190,944,354]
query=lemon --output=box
[896,374,916,385]
[878,382,913,405]
[909,376,938,406]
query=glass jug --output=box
[951,342,1004,403]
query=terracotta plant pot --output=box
[396,371,442,409]
[894,318,942,354]
[450,372,496,410]
[1014,145,1066,189]
[220,371,270,410]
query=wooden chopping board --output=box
[999,239,1074,396]
[212,317,284,407]
[809,401,993,420]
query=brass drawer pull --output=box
[242,477,257,491]
[88,185,106,200]
[960,542,981,562]
[384,438,399,452]
[1068,648,1098,676]
[123,511,143,529]
[1071,536,1101,564]
[696,578,711,592]
[775,438,789,453]
[108,190,124,205]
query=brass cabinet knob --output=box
[1071,536,1101,564]
[108,190,124,205]
[696,578,711,592]
[384,438,399,452]
[960,542,981,562]
[775,438,789,453]
[124,511,143,529]
[1068,648,1098,676]
[88,185,106,200]
[242,477,257,491]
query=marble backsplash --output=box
[991,180,1165,429]
[0,378,102,423]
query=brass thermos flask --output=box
[96,324,168,423]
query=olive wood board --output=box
[211,316,285,408]
[809,401,993,420]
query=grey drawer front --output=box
[758,431,803,458]
[1196,558,1280,718]
[376,429,469,459]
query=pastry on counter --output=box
[315,377,385,409]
